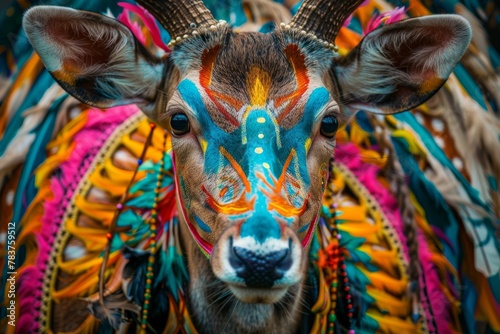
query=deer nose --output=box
[228,242,293,288]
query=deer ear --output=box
[334,15,471,114]
[23,6,172,117]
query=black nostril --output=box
[275,249,292,275]
[277,238,293,274]
[228,244,245,273]
[228,243,293,288]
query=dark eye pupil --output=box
[170,113,190,135]
[320,116,338,138]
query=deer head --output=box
[23,0,471,331]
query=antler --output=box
[289,0,364,44]
[136,0,218,42]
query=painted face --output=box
[168,31,341,302]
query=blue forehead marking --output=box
[177,79,217,130]
[178,80,330,181]
[178,80,331,227]
[178,79,239,174]
[290,87,331,130]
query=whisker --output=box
[220,299,239,334]
[213,293,234,319]
[206,289,232,309]
[189,279,224,292]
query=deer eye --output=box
[170,113,190,136]
[320,115,338,138]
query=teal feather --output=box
[161,243,189,301]
[117,210,144,230]
[11,96,63,223]
[452,63,488,110]
[393,113,500,331]
[346,261,371,289]
[359,314,380,332]
[488,274,500,305]
[204,0,247,26]
[392,137,461,262]
[351,249,378,272]
[126,192,157,208]
[308,232,321,261]
[338,231,366,250]
[0,72,55,156]
[489,46,500,70]
[395,112,498,224]
[127,156,173,213]
[460,276,479,334]
[395,113,500,260]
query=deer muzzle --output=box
[211,220,304,304]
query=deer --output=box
[21,0,472,332]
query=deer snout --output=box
[211,223,304,304]
[229,239,293,288]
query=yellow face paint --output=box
[305,138,312,153]
[200,139,208,153]
[246,66,271,107]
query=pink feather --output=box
[17,105,139,331]
[335,143,409,257]
[118,9,147,46]
[364,7,407,35]
[118,2,170,52]
[418,232,455,333]
[335,143,454,331]
[342,0,370,27]
[343,14,353,27]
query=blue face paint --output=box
[281,87,331,187]
[176,75,332,243]
[194,215,212,233]
[298,223,310,233]
[178,79,242,176]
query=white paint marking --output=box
[431,118,444,133]
[452,157,464,170]
[5,190,14,206]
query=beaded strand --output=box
[326,202,340,333]
[327,201,355,334]
[140,128,168,332]
[167,19,228,47]
[326,156,355,334]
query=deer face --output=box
[23,0,471,314]
[168,32,340,301]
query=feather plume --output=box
[363,7,406,35]
[117,2,170,52]
[88,291,140,330]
